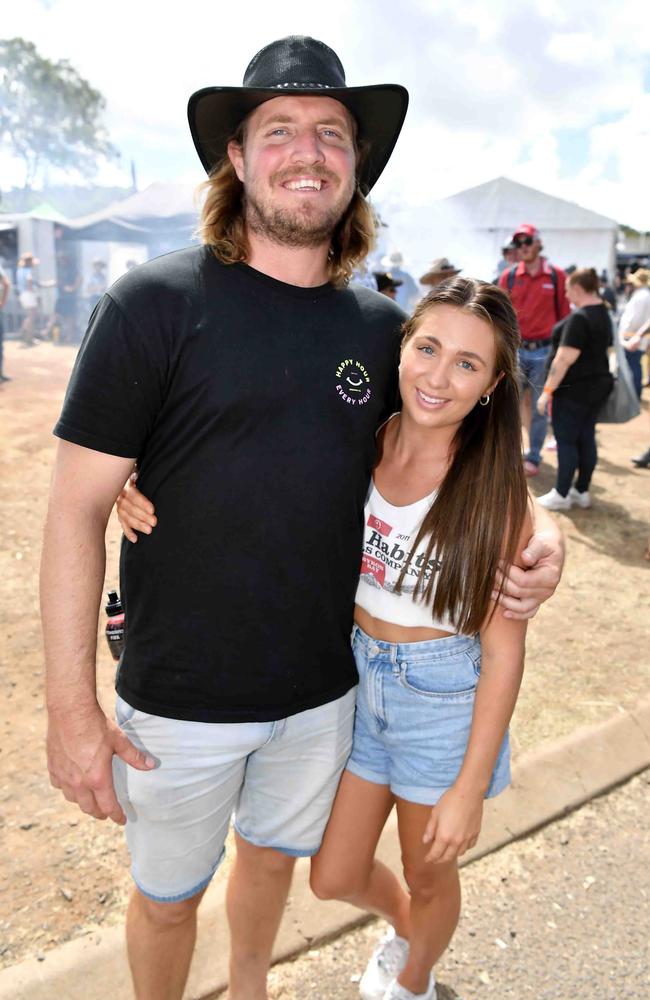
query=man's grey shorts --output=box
[112,689,356,902]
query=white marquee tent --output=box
[61,181,198,251]
[376,176,620,286]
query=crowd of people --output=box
[0,249,111,371]
[361,228,649,513]
[11,30,649,1000]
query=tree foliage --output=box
[0,37,119,188]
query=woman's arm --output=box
[423,618,527,864]
[423,513,532,863]
[115,475,157,542]
[454,613,525,790]
[536,345,581,416]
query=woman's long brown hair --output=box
[195,121,376,287]
[395,277,529,634]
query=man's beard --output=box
[244,172,355,249]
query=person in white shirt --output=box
[381,251,421,312]
[0,262,10,381]
[619,268,650,398]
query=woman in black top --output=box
[536,268,613,510]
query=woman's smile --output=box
[415,389,450,409]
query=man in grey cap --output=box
[42,36,563,1000]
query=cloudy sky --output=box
[2,0,649,234]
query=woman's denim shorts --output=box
[346,625,510,805]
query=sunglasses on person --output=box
[514,236,535,248]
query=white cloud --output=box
[1,0,649,229]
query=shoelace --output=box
[377,937,408,977]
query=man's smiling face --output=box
[228,95,357,249]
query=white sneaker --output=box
[359,928,409,1000]
[383,972,437,1000]
[569,487,592,509]
[536,488,572,511]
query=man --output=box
[0,260,10,382]
[419,256,461,289]
[53,250,82,344]
[380,250,420,311]
[41,37,563,1000]
[499,224,570,476]
[86,257,108,313]
[374,270,403,300]
[494,240,518,280]
[598,269,617,311]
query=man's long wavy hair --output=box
[395,277,530,634]
[195,118,376,287]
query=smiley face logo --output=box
[335,358,372,406]
[344,364,367,393]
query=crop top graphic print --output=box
[354,480,458,632]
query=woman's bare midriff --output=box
[354,605,454,644]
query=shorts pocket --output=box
[115,694,137,726]
[352,639,369,676]
[468,646,482,676]
[397,653,478,700]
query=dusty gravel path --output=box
[264,770,650,1000]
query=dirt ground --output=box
[0,340,648,971]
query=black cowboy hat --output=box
[187,35,409,195]
[374,271,403,293]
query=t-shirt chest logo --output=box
[334,358,372,405]
[361,512,441,595]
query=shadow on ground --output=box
[531,459,649,569]
[437,983,463,999]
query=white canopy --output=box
[376,176,620,284]
[62,181,199,242]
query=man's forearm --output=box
[41,503,108,712]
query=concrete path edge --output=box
[2,698,649,1000]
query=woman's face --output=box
[566,280,580,306]
[399,304,500,432]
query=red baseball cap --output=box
[512,223,540,241]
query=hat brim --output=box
[187,83,408,195]
[420,268,461,285]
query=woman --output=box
[119,277,532,1000]
[536,268,613,512]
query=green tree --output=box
[0,37,119,188]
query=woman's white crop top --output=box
[354,480,457,632]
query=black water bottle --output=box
[105,590,125,662]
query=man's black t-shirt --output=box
[54,247,403,722]
[548,304,613,405]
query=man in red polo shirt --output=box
[499,224,570,475]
